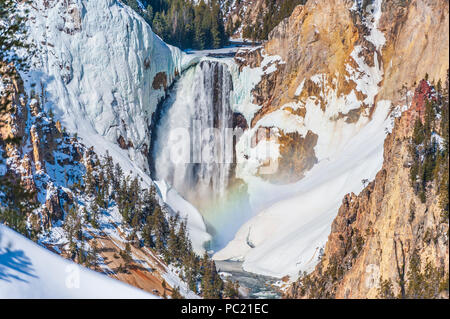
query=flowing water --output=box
[151,58,253,250]
[215,261,282,299]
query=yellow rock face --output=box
[379,0,449,102]
[287,80,449,299]
[238,0,449,185]
[264,0,359,108]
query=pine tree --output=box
[161,279,167,299]
[438,71,449,219]
[412,118,425,145]
[153,206,168,253]
[166,223,178,264]
[171,286,183,299]
[91,240,99,270]
[113,162,123,191]
[142,215,154,247]
[224,280,240,299]
[377,278,395,299]
[90,201,99,228]
[121,242,133,267]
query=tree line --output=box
[409,73,449,219]
[75,151,239,298]
[240,0,306,41]
[123,0,228,50]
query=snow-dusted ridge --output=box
[0,225,156,298]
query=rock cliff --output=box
[234,0,449,183]
[216,0,449,282]
[287,79,449,298]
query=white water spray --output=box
[152,60,235,207]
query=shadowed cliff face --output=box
[288,80,449,299]
[0,62,83,227]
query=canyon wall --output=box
[234,0,448,183]
[24,0,196,173]
[288,79,449,299]
[215,0,449,282]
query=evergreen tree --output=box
[152,206,168,253]
[223,280,240,299]
[142,215,155,247]
[0,0,30,71]
[171,286,183,299]
[124,0,228,50]
[161,279,167,298]
[121,242,133,267]
[91,240,100,270]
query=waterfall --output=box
[152,60,234,209]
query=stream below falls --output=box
[215,261,282,299]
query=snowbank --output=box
[155,180,212,255]
[0,225,156,298]
[214,101,392,278]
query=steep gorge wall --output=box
[232,0,449,184]
[263,0,449,107]
[287,80,449,299]
[215,0,449,281]
[232,0,385,184]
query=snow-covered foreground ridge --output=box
[0,225,156,298]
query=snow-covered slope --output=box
[0,225,156,298]
[155,180,212,255]
[213,101,393,278]
[24,0,196,171]
[20,0,208,254]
